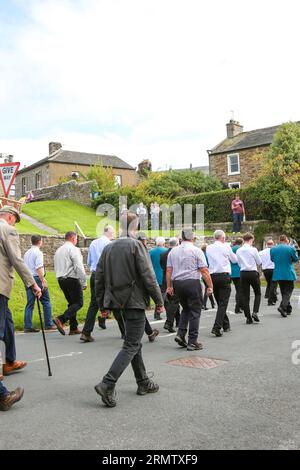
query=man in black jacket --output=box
[94,212,164,408]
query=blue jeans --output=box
[0,380,8,398]
[24,277,53,329]
[232,213,243,232]
[0,295,16,364]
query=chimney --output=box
[226,120,243,138]
[49,142,62,155]
[4,155,14,163]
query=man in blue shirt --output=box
[150,237,167,320]
[80,226,115,342]
[270,234,299,317]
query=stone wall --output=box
[209,146,268,188]
[29,180,95,206]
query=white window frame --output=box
[227,153,240,175]
[228,181,241,189]
[114,175,122,187]
[22,177,27,195]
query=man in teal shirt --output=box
[230,238,244,313]
[150,237,167,320]
[270,234,299,317]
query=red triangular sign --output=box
[0,162,20,198]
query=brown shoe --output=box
[53,317,66,336]
[0,387,24,411]
[3,361,27,376]
[45,325,57,332]
[69,329,82,336]
[80,333,95,342]
[148,329,159,342]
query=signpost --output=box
[0,162,20,198]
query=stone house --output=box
[15,142,137,198]
[207,120,298,189]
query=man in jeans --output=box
[24,235,56,333]
[54,232,87,336]
[94,212,164,408]
[231,194,245,233]
[206,230,238,337]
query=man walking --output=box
[206,230,238,337]
[236,233,262,324]
[150,237,167,320]
[160,237,180,333]
[0,206,41,377]
[270,235,299,318]
[231,194,244,233]
[259,239,278,306]
[80,226,115,343]
[94,212,164,408]
[166,228,213,350]
[24,235,56,333]
[54,231,87,336]
[231,238,244,313]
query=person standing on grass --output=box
[150,237,168,320]
[231,194,244,233]
[259,239,278,306]
[270,234,299,318]
[23,235,56,333]
[80,226,115,343]
[0,206,41,383]
[236,233,262,324]
[94,212,164,408]
[230,238,244,314]
[54,231,87,336]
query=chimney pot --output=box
[49,142,62,155]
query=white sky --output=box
[0,0,300,170]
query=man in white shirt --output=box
[136,203,147,230]
[54,231,87,336]
[206,230,238,337]
[259,239,277,306]
[236,233,262,324]
[24,235,56,333]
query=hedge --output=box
[175,188,267,223]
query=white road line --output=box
[28,352,83,364]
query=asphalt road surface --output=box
[1,287,300,450]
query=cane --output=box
[36,298,52,377]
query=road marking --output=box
[158,326,207,339]
[28,352,83,363]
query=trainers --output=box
[174,335,187,348]
[187,342,203,351]
[94,382,117,408]
[80,333,95,343]
[137,379,159,395]
[0,387,24,412]
[148,329,159,342]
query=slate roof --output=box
[209,122,300,155]
[18,149,135,174]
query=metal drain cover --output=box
[167,356,227,369]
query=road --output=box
[1,288,300,450]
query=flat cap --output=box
[0,205,21,223]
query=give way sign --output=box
[0,162,20,198]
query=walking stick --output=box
[36,298,52,377]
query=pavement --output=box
[1,287,300,450]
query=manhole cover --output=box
[167,356,227,369]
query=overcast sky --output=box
[0,0,300,171]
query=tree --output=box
[85,164,117,193]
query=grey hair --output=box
[169,237,179,247]
[156,236,166,246]
[214,230,225,240]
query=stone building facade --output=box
[208,120,300,189]
[15,142,137,199]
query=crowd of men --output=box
[0,204,299,411]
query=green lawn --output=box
[10,272,91,331]
[16,218,51,235]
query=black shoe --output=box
[154,313,161,321]
[211,327,223,337]
[163,324,176,333]
[235,307,243,314]
[94,382,116,408]
[286,305,292,315]
[137,379,159,396]
[211,303,216,309]
[24,328,40,333]
[80,333,95,343]
[174,335,187,348]
[268,302,276,306]
[98,317,107,329]
[252,313,260,323]
[148,329,159,342]
[203,307,209,311]
[246,317,253,324]
[278,307,287,318]
[187,342,203,351]
[223,327,231,333]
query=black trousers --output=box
[82,272,99,335]
[211,273,231,331]
[263,269,277,303]
[202,279,215,309]
[240,271,261,318]
[113,310,153,337]
[103,309,148,386]
[58,278,83,331]
[173,279,203,345]
[278,280,294,313]
[164,292,181,327]
[231,277,244,311]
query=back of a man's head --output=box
[65,231,77,243]
[214,230,225,241]
[156,236,165,247]
[181,228,194,241]
[120,211,139,236]
[104,225,115,239]
[243,232,254,243]
[169,237,179,248]
[234,237,243,246]
[279,234,289,244]
[31,235,42,246]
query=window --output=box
[22,177,27,195]
[35,172,41,189]
[227,153,240,175]
[228,182,241,189]
[9,184,16,198]
[114,175,122,187]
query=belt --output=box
[211,272,230,275]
